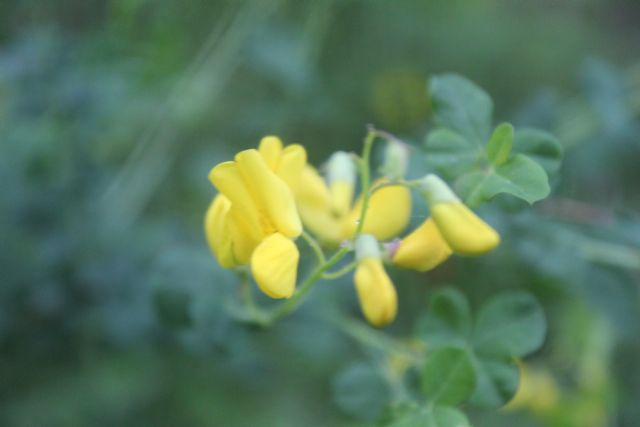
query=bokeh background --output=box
[1,0,639,426]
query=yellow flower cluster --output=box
[205,136,500,327]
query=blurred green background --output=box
[1,0,639,426]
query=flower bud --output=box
[354,235,397,327]
[392,218,452,272]
[327,151,356,216]
[380,140,410,180]
[417,174,500,256]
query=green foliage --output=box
[421,347,476,406]
[1,1,639,427]
[486,123,514,166]
[381,403,471,427]
[416,287,472,347]
[429,74,493,143]
[332,363,389,422]
[513,129,563,175]
[416,288,546,409]
[473,292,546,357]
[425,74,562,206]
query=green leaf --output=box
[430,406,471,427]
[332,363,388,421]
[513,129,563,175]
[424,129,480,178]
[472,291,546,357]
[429,73,493,143]
[421,347,476,406]
[486,123,514,166]
[381,404,471,427]
[456,154,550,206]
[469,354,519,408]
[416,288,472,347]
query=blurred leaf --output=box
[513,129,563,175]
[456,154,550,206]
[469,354,519,408]
[581,58,632,134]
[424,129,480,178]
[429,73,493,143]
[381,403,471,427]
[428,406,471,427]
[332,363,388,422]
[421,347,476,406]
[416,288,472,347]
[472,291,546,357]
[486,123,514,166]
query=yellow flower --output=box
[390,174,499,272]
[417,174,500,256]
[295,152,412,245]
[504,362,559,415]
[354,235,398,327]
[204,136,305,298]
[392,218,452,272]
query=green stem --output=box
[301,230,326,265]
[243,127,382,327]
[331,314,424,362]
[322,260,358,280]
[236,268,268,324]
[353,128,376,237]
[265,245,350,325]
[257,127,380,326]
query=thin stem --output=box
[265,245,350,325]
[370,179,414,194]
[301,230,326,265]
[353,127,376,237]
[322,259,358,280]
[331,314,425,363]
[236,268,268,324]
[244,127,381,327]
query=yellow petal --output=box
[296,165,331,209]
[330,180,354,217]
[392,218,452,272]
[298,204,344,244]
[235,149,302,238]
[204,195,237,268]
[431,202,500,256]
[258,135,283,170]
[345,182,411,241]
[251,233,299,299]
[354,257,397,327]
[294,165,344,243]
[209,161,266,243]
[504,363,558,414]
[276,144,307,191]
[226,206,263,264]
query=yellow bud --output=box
[505,363,559,415]
[354,257,398,327]
[327,151,356,215]
[204,195,237,268]
[418,174,499,256]
[295,165,343,244]
[258,135,284,169]
[431,203,500,256]
[330,180,354,217]
[345,180,411,241]
[380,140,410,180]
[251,233,299,299]
[392,218,452,271]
